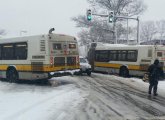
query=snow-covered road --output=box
[72,74,165,120]
[0,79,86,120]
[0,73,165,120]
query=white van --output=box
[79,56,92,76]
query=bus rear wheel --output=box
[119,67,129,78]
[6,68,19,83]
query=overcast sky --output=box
[0,0,164,38]
[142,0,165,21]
[0,0,89,37]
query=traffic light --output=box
[109,11,114,23]
[87,9,92,21]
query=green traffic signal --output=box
[87,15,92,21]
[87,9,92,21]
[109,11,114,23]
[109,16,113,23]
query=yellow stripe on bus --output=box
[95,62,165,71]
[0,65,80,72]
[94,62,141,70]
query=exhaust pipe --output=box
[49,28,55,34]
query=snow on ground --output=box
[129,76,165,94]
[0,73,165,120]
[0,79,87,120]
[73,73,165,119]
[96,72,165,95]
[86,74,165,119]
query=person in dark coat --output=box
[148,59,164,96]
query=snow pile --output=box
[0,80,86,120]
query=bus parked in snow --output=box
[0,29,80,82]
[88,42,165,77]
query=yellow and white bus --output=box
[88,42,165,77]
[0,30,80,82]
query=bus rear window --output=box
[53,43,61,50]
[69,43,76,49]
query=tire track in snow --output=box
[76,74,165,119]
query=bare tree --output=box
[73,0,146,45]
[156,20,165,40]
[140,21,157,42]
[73,16,115,44]
[87,0,146,17]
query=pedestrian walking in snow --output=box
[148,59,164,96]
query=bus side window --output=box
[0,45,1,60]
[148,49,152,57]
[2,44,14,60]
[15,42,27,60]
[118,50,127,61]
[109,51,118,61]
[95,50,109,62]
[127,50,137,62]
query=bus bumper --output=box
[48,69,80,77]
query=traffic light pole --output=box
[113,21,117,44]
[115,15,140,44]
[87,10,140,44]
[137,17,140,45]
[91,13,108,18]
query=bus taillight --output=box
[76,56,79,64]
[50,57,53,65]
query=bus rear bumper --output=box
[49,69,80,77]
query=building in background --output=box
[140,39,165,45]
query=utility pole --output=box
[113,22,117,44]
[115,15,140,44]
[126,13,129,44]
[137,16,140,44]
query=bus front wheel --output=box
[6,68,19,83]
[119,67,129,78]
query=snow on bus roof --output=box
[0,34,45,39]
[96,42,128,47]
[94,42,165,50]
[0,33,76,43]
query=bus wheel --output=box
[87,70,91,76]
[48,73,52,79]
[119,67,129,77]
[6,68,19,83]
